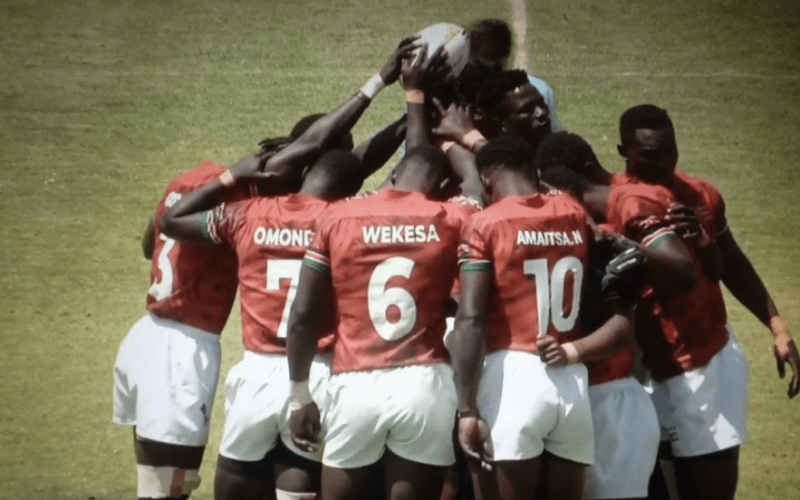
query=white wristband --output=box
[562,342,580,365]
[288,380,313,411]
[359,74,386,100]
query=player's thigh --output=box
[650,330,748,459]
[384,364,457,468]
[537,451,586,500]
[477,350,559,461]
[472,456,541,500]
[583,378,660,500]
[134,432,205,468]
[215,453,276,500]
[383,448,447,500]
[674,447,739,500]
[541,362,594,466]
[321,463,379,500]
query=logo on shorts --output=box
[200,403,210,427]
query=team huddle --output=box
[112,19,800,500]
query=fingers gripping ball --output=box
[414,23,471,79]
[601,247,647,308]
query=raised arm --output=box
[160,153,270,244]
[717,228,799,398]
[352,114,407,178]
[263,36,419,189]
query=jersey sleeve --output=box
[458,215,492,272]
[703,180,728,236]
[303,215,333,274]
[614,191,674,247]
[204,201,248,246]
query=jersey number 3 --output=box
[149,235,176,301]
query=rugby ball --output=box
[414,23,471,79]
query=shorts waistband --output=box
[146,312,220,344]
[242,350,332,364]
[588,376,642,397]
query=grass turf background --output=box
[0,0,797,498]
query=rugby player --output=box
[614,104,800,500]
[285,50,482,499]
[159,35,424,500]
[114,155,255,500]
[453,136,645,500]
[433,70,551,160]
[466,18,563,132]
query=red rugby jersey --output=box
[208,194,336,354]
[459,192,592,353]
[304,188,479,374]
[147,161,250,334]
[606,179,728,381]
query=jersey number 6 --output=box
[368,257,418,341]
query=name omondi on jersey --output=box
[362,225,441,244]
[516,230,584,246]
[253,227,314,247]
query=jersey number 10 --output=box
[524,256,583,337]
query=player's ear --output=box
[300,165,311,181]
[390,168,397,185]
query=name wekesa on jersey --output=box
[516,229,584,246]
[253,227,314,247]
[362,224,441,244]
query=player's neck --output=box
[583,184,611,222]
[491,171,541,201]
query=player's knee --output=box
[137,465,201,499]
[275,490,317,500]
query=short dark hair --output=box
[290,113,326,139]
[476,69,530,117]
[476,135,534,175]
[469,19,512,64]
[539,165,590,197]
[619,105,673,145]
[405,144,452,174]
[309,149,364,196]
[257,113,326,153]
[535,132,600,173]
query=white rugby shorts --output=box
[322,363,457,469]
[112,313,221,446]
[583,377,660,499]
[218,351,331,463]
[478,350,594,464]
[649,327,748,457]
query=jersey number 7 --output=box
[266,259,302,339]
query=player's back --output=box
[309,188,474,373]
[461,191,591,353]
[210,193,335,354]
[147,161,249,334]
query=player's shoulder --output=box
[168,161,225,190]
[674,169,723,199]
[610,180,673,206]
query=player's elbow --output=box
[159,211,178,239]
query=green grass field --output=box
[1,0,798,498]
